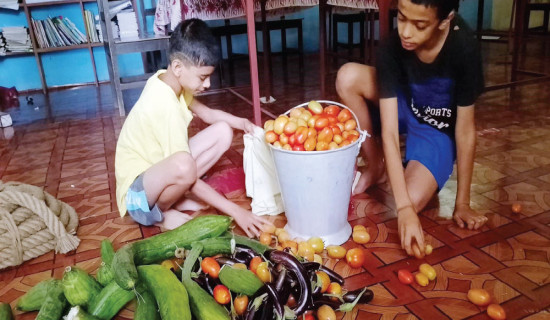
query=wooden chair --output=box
[97,0,170,116]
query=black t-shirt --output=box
[376,16,484,137]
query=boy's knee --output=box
[213,121,233,148]
[336,63,362,93]
[171,151,198,183]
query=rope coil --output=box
[0,181,80,270]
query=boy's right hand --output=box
[232,209,273,238]
[398,207,425,259]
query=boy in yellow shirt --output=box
[115,19,269,237]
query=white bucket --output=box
[269,100,367,245]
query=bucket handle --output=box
[289,100,371,150]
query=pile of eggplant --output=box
[194,246,374,319]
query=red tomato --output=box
[295,126,308,144]
[288,133,297,146]
[344,119,357,131]
[304,137,316,151]
[303,314,316,320]
[315,141,329,151]
[213,284,231,304]
[337,108,352,123]
[292,144,305,151]
[314,116,330,130]
[318,127,334,143]
[324,105,341,117]
[316,271,331,293]
[307,127,318,139]
[264,130,278,144]
[308,115,320,128]
[327,116,338,125]
[326,282,342,301]
[234,295,249,316]
[330,125,342,136]
[397,269,414,284]
[345,248,365,268]
[467,288,491,306]
[201,257,220,278]
[249,256,262,274]
[511,203,521,214]
[487,304,506,320]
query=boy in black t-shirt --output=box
[336,0,487,258]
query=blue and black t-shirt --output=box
[376,16,484,138]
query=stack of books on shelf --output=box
[84,10,101,43]
[0,0,18,10]
[31,16,87,48]
[0,27,32,55]
[108,0,138,40]
[116,11,138,39]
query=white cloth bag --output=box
[243,127,284,216]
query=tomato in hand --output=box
[233,295,249,316]
[213,284,231,305]
[397,269,414,284]
[487,304,506,320]
[201,257,221,278]
[345,248,365,268]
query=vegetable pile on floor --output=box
[10,215,374,320]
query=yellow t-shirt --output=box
[115,70,194,217]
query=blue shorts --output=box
[125,174,163,226]
[397,94,455,190]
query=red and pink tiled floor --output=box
[1,40,550,319]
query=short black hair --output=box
[168,19,220,67]
[410,0,459,20]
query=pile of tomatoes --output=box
[264,101,360,151]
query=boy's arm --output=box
[189,99,256,133]
[454,105,486,229]
[379,98,425,257]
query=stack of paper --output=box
[116,11,138,39]
[1,26,32,52]
[0,0,18,11]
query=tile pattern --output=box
[1,40,550,319]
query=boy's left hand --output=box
[241,118,257,135]
[454,204,488,230]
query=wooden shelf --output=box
[0,51,34,57]
[24,0,96,7]
[36,42,102,53]
[8,0,103,93]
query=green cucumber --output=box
[196,237,233,257]
[133,290,160,320]
[182,244,230,320]
[137,265,191,320]
[100,239,115,265]
[62,267,102,307]
[112,215,231,289]
[36,279,67,320]
[0,303,13,320]
[64,306,99,320]
[96,263,114,286]
[16,279,54,311]
[219,265,263,296]
[87,281,135,320]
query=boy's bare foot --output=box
[174,198,209,212]
[156,209,193,230]
[453,205,488,230]
[352,160,387,195]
